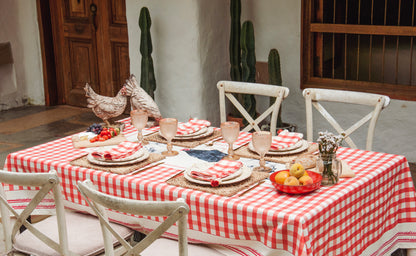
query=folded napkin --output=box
[270,130,303,150]
[183,149,227,162]
[190,159,243,187]
[340,160,355,178]
[91,141,142,161]
[176,119,211,135]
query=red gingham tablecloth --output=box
[3,118,416,256]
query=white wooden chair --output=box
[303,88,390,151]
[77,179,226,256]
[217,80,289,136]
[0,170,133,256]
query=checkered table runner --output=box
[3,119,416,256]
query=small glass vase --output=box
[317,152,341,185]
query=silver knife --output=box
[166,170,185,181]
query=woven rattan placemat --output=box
[70,153,165,175]
[166,170,270,197]
[146,129,222,148]
[235,142,319,165]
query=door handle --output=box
[90,3,97,30]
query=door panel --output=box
[112,42,130,88]
[68,39,97,87]
[49,0,129,107]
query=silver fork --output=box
[205,136,223,146]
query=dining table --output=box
[3,117,416,256]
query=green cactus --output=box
[268,48,283,127]
[230,0,242,82]
[240,21,256,121]
[139,7,156,99]
[268,49,282,86]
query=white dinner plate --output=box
[175,127,208,138]
[185,162,243,182]
[87,148,149,166]
[249,140,309,156]
[173,127,214,140]
[268,139,304,152]
[184,165,252,185]
[89,146,145,163]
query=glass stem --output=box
[167,141,173,153]
[137,130,143,143]
[228,143,234,157]
[259,154,266,167]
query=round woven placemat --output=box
[235,142,319,165]
[166,170,270,197]
[146,129,222,148]
[70,153,165,175]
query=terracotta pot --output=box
[276,122,297,133]
[226,113,244,128]
[261,122,297,133]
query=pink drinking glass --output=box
[159,118,179,156]
[220,121,240,160]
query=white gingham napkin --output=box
[176,119,211,135]
[91,141,142,161]
[270,130,303,150]
[190,159,243,186]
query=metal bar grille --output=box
[315,0,416,86]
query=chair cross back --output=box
[0,170,73,255]
[77,180,190,256]
[217,80,289,136]
[303,88,390,151]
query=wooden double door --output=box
[43,0,130,107]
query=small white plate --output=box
[87,148,149,166]
[185,162,243,181]
[249,140,309,156]
[268,139,303,152]
[90,146,145,163]
[175,127,208,138]
[173,127,214,140]
[184,165,252,185]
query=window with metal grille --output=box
[301,0,416,101]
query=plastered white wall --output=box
[126,0,229,123]
[0,0,44,110]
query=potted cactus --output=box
[228,0,257,125]
[139,7,156,99]
[266,48,296,132]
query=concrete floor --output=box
[0,105,128,167]
[0,105,414,255]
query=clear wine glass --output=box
[130,109,148,145]
[220,121,240,160]
[252,131,272,172]
[159,118,179,156]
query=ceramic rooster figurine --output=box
[124,74,162,125]
[84,83,128,126]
